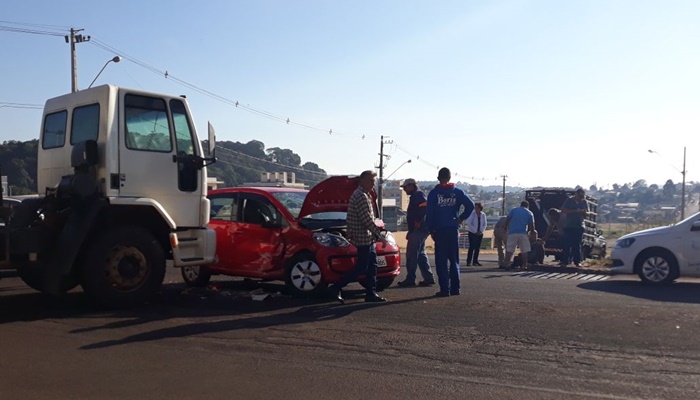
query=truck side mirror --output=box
[71,140,99,169]
[207,122,216,158]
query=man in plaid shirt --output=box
[330,170,388,303]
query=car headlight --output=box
[614,237,636,249]
[313,232,350,248]
[383,231,397,246]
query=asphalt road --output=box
[2,255,700,400]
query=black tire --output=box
[635,248,678,286]
[284,254,327,297]
[361,276,395,292]
[181,266,212,287]
[81,226,165,308]
[582,245,592,260]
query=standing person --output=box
[560,188,589,267]
[465,202,487,266]
[397,178,436,287]
[503,201,535,270]
[425,167,474,297]
[493,216,508,268]
[329,170,388,303]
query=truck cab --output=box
[1,85,216,307]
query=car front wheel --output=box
[285,254,327,297]
[635,249,678,285]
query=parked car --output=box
[610,211,700,285]
[181,176,401,295]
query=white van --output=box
[610,212,700,284]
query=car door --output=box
[683,216,700,275]
[207,193,240,273]
[231,193,287,276]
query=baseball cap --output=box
[400,178,417,187]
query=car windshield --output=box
[271,191,307,218]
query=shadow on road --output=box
[578,280,700,304]
[77,294,434,350]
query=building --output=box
[382,181,409,211]
[242,172,307,189]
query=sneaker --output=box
[450,292,460,296]
[473,262,482,266]
[397,280,417,288]
[418,280,435,287]
[434,291,450,298]
[466,263,472,267]
[365,293,387,303]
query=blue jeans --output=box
[433,227,460,294]
[405,231,434,284]
[333,244,377,295]
[563,226,584,265]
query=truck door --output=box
[118,93,204,227]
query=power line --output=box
[216,146,329,177]
[0,20,71,30]
[0,102,43,109]
[0,25,66,37]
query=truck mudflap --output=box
[42,199,107,294]
[170,227,216,267]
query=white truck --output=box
[0,85,217,307]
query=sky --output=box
[1,0,698,189]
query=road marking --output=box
[511,271,609,281]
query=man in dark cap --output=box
[560,188,589,267]
[397,178,435,287]
[425,167,474,297]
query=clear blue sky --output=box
[1,0,698,189]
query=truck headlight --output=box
[313,232,350,248]
[614,237,636,249]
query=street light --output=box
[88,56,121,89]
[648,146,687,220]
[377,159,411,219]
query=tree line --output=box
[0,139,327,194]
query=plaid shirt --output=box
[347,187,383,246]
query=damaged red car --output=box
[181,176,401,296]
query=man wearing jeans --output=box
[330,170,388,303]
[425,168,474,297]
[397,178,435,287]
[561,188,589,267]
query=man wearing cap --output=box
[425,167,474,297]
[330,170,389,303]
[397,178,435,287]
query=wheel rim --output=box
[104,245,149,291]
[290,260,322,291]
[641,256,670,282]
[182,266,200,282]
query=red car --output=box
[181,176,401,295]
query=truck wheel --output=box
[181,266,212,287]
[284,254,327,297]
[81,226,165,308]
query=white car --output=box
[611,212,700,284]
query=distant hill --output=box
[0,139,327,194]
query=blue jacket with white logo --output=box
[425,183,475,232]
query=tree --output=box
[266,147,301,167]
[663,179,676,198]
[633,179,647,189]
[589,184,598,192]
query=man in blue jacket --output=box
[425,167,474,297]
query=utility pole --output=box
[65,28,91,92]
[681,146,686,220]
[500,175,507,216]
[377,135,391,219]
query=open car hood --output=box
[298,175,378,219]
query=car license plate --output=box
[376,256,387,267]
